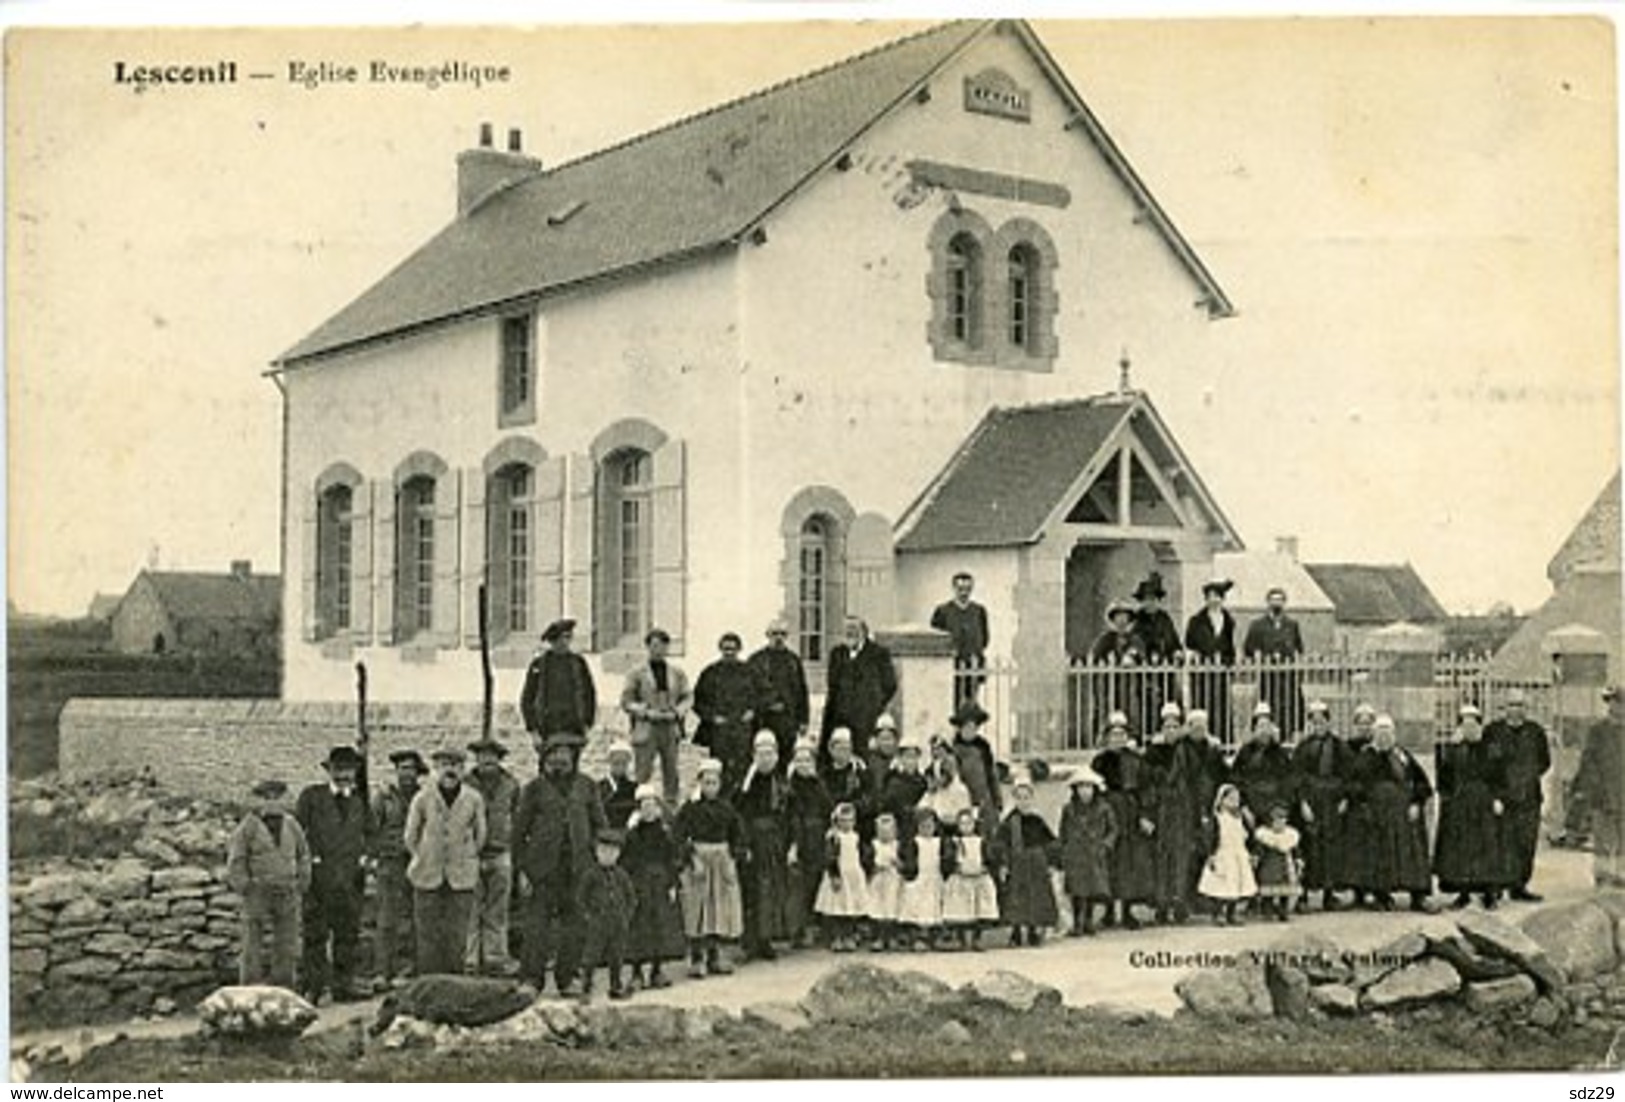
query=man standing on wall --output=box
[821,617,898,762]
[749,620,810,767]
[1243,587,1306,739]
[1184,579,1237,743]
[520,619,598,741]
[931,572,990,707]
[295,744,371,1003]
[464,736,522,975]
[1483,689,1552,902]
[621,628,693,807]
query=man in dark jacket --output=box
[1484,689,1552,901]
[1184,579,1237,742]
[931,572,990,706]
[514,731,607,996]
[370,749,425,985]
[295,744,371,1002]
[519,619,597,739]
[1133,573,1182,731]
[1243,587,1306,738]
[821,617,898,761]
[748,621,810,765]
[693,632,769,795]
[1570,687,1625,888]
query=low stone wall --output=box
[58,699,682,802]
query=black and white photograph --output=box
[6,10,1623,1083]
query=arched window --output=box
[487,463,533,639]
[1008,243,1038,351]
[779,487,854,667]
[946,233,982,347]
[316,483,353,635]
[602,448,653,646]
[798,516,832,663]
[396,475,437,639]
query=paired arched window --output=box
[929,209,1058,369]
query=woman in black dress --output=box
[1091,714,1157,928]
[1349,715,1434,911]
[1434,704,1512,909]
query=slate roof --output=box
[136,571,282,625]
[1208,550,1336,613]
[277,19,1231,367]
[1302,563,1448,625]
[1548,471,1622,584]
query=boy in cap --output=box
[371,749,426,985]
[578,828,638,1000]
[465,737,520,976]
[295,744,371,1002]
[599,738,639,829]
[227,779,311,988]
[405,747,487,976]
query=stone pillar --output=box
[1368,623,1438,750]
[1542,623,1611,834]
[873,624,959,754]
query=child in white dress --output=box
[1198,783,1258,925]
[815,802,870,951]
[866,812,906,950]
[943,806,999,950]
[898,808,946,950]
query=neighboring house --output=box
[111,562,282,659]
[1205,539,1338,655]
[1491,471,1623,683]
[86,593,123,623]
[1303,561,1449,652]
[272,19,1241,703]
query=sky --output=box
[6,14,1620,618]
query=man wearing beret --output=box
[370,749,426,985]
[295,744,371,1002]
[226,779,311,988]
[520,619,598,740]
[405,747,487,976]
[622,627,693,807]
[465,737,522,975]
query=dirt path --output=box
[11,847,1594,1054]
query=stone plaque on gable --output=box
[963,67,1031,122]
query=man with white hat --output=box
[1483,688,1551,901]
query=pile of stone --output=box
[1174,894,1625,1038]
[10,773,245,1027]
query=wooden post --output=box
[355,661,369,749]
[479,582,494,740]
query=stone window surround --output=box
[311,462,364,645]
[779,485,856,677]
[926,207,1059,371]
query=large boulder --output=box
[1453,910,1564,991]
[1518,901,1619,981]
[576,1004,684,1047]
[1265,964,1311,1021]
[801,963,956,1024]
[1175,960,1273,1020]
[1360,959,1462,1012]
[1308,984,1360,1016]
[372,975,534,1034]
[1263,931,1353,984]
[741,1002,811,1033]
[1463,975,1539,1013]
[960,970,1063,1013]
[197,985,318,1039]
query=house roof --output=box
[276,19,1232,368]
[134,571,282,625]
[1209,550,1336,613]
[894,391,1242,553]
[1302,562,1448,625]
[1549,470,1621,584]
[86,593,123,620]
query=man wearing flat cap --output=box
[295,744,371,1002]
[1243,586,1306,739]
[370,749,426,984]
[226,779,310,988]
[520,619,597,741]
[748,621,810,767]
[514,730,608,996]
[1569,687,1625,889]
[1185,579,1237,741]
[1483,689,1552,901]
[622,627,693,807]
[465,737,521,975]
[405,748,487,976]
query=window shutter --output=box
[350,482,374,643]
[565,454,596,650]
[433,471,464,648]
[462,470,487,647]
[300,493,320,642]
[649,438,687,650]
[534,456,567,636]
[374,479,397,645]
[845,512,896,629]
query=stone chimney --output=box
[230,560,252,578]
[1275,535,1299,561]
[457,123,543,217]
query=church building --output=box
[273,19,1245,717]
